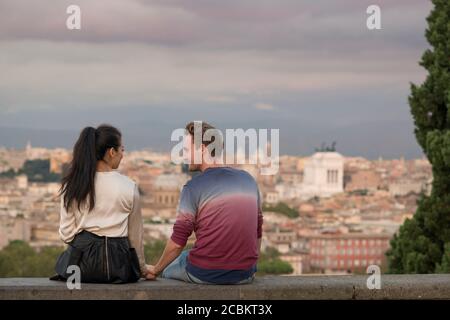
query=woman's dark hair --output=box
[60,124,122,212]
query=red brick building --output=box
[308,232,391,273]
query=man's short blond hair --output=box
[185,121,223,157]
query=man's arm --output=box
[147,184,196,279]
[151,239,185,277]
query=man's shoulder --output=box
[184,167,257,189]
[181,174,202,196]
[207,167,258,187]
[227,167,258,184]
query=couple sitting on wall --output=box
[50,122,263,284]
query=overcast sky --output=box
[0,0,433,158]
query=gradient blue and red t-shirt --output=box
[170,166,263,284]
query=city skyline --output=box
[0,138,427,161]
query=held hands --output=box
[144,264,158,280]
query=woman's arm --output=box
[59,196,77,243]
[128,184,147,277]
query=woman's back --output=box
[52,125,147,283]
[59,171,137,243]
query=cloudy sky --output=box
[0,0,433,158]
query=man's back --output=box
[170,166,263,283]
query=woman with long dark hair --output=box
[51,124,148,283]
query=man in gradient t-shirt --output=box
[146,121,263,284]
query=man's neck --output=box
[199,163,223,172]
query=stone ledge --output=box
[0,275,449,300]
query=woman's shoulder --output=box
[115,172,137,189]
[97,171,137,190]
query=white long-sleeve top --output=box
[59,171,146,275]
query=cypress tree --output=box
[387,0,450,273]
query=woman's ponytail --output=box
[60,125,121,212]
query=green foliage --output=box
[260,247,281,260]
[0,168,16,178]
[22,159,60,182]
[257,247,294,275]
[388,0,450,273]
[144,240,166,265]
[436,243,450,273]
[262,202,299,218]
[349,189,368,196]
[0,241,64,277]
[0,159,60,183]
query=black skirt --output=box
[50,230,141,284]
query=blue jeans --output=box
[161,250,254,285]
